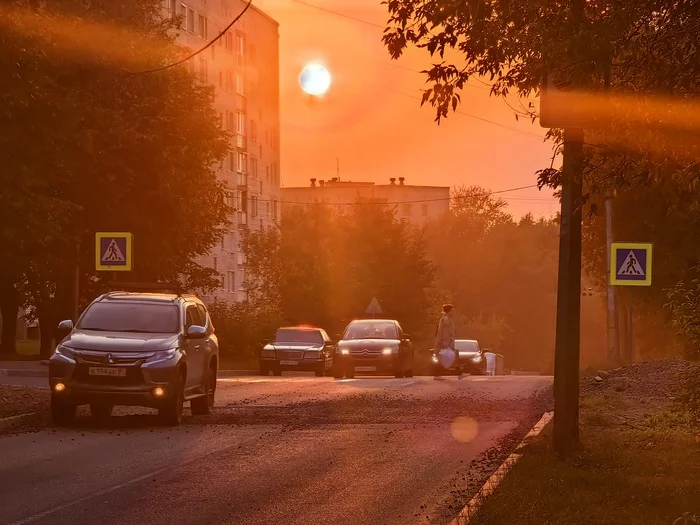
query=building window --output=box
[170,0,177,18]
[402,204,411,216]
[226,111,234,131]
[236,74,244,95]
[236,152,246,173]
[226,191,235,210]
[250,157,258,178]
[236,112,245,135]
[211,45,215,60]
[422,204,428,217]
[213,257,218,271]
[237,251,247,265]
[271,162,278,185]
[225,70,234,93]
[198,57,207,82]
[225,32,234,53]
[266,201,270,215]
[227,272,235,293]
[250,119,257,142]
[259,181,263,193]
[179,3,186,26]
[187,8,195,32]
[228,152,235,172]
[237,34,245,59]
[251,196,258,217]
[218,71,223,87]
[266,166,269,181]
[272,200,278,220]
[197,14,207,39]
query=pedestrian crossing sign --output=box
[95,232,133,271]
[610,242,652,286]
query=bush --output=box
[208,301,282,359]
[676,364,700,418]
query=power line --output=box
[248,183,548,207]
[130,0,252,74]
[396,91,545,141]
[288,0,384,29]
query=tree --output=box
[0,1,230,356]
[242,202,436,345]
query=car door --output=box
[321,329,334,368]
[197,303,218,377]
[183,304,204,391]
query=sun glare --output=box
[299,63,332,96]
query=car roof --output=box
[277,326,322,331]
[97,292,201,304]
[348,319,397,324]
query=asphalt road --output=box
[0,374,552,525]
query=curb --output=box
[0,412,38,430]
[449,411,554,525]
[0,369,48,378]
[218,370,258,377]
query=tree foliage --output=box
[242,202,436,347]
[0,1,230,355]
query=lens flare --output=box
[450,416,479,443]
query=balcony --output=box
[236,133,247,150]
[237,171,248,188]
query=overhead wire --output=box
[130,0,252,74]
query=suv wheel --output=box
[90,403,113,421]
[51,397,77,426]
[191,366,215,416]
[159,372,184,426]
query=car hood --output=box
[264,342,324,351]
[62,330,181,352]
[337,339,400,349]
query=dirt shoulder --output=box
[464,359,700,525]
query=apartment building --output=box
[165,0,281,302]
[281,177,450,225]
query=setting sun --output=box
[299,62,332,96]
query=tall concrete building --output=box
[281,177,450,225]
[165,0,281,302]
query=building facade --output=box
[281,177,450,225]
[166,0,281,302]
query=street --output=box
[0,374,551,525]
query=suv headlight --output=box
[146,349,178,364]
[471,354,483,363]
[54,345,77,361]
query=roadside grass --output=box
[465,395,700,525]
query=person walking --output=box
[434,304,466,380]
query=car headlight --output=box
[146,349,178,364]
[54,345,77,361]
[304,350,321,359]
[338,348,350,355]
[471,354,483,363]
[261,349,276,358]
[382,347,398,355]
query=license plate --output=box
[88,367,126,377]
[280,360,298,366]
[355,366,376,372]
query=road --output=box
[0,374,551,525]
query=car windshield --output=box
[77,302,180,333]
[274,329,323,344]
[343,322,398,340]
[455,340,480,353]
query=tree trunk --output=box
[33,287,56,359]
[0,278,19,355]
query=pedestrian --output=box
[434,304,466,380]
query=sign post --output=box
[95,232,134,276]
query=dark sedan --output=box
[259,326,335,376]
[332,319,414,379]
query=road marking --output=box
[7,466,171,525]
[449,411,553,525]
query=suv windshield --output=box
[343,322,398,340]
[274,329,323,344]
[77,302,180,333]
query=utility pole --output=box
[553,127,584,454]
[336,158,340,180]
[72,241,80,323]
[604,190,619,364]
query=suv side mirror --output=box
[57,320,74,331]
[186,325,207,339]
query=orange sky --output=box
[255,0,559,217]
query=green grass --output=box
[467,399,700,525]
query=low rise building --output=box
[281,177,450,225]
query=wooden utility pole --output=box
[604,191,619,364]
[553,127,584,454]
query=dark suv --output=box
[48,291,219,426]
